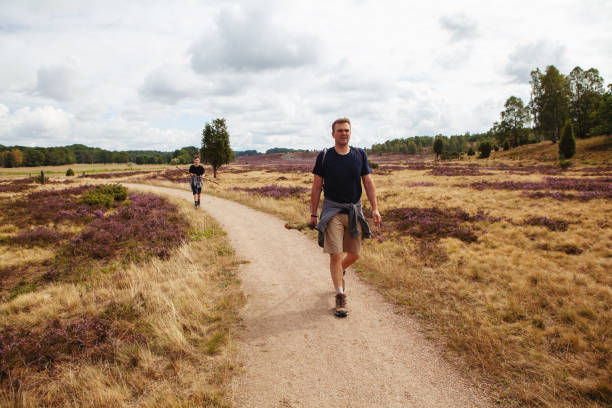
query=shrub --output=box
[467,147,475,156]
[433,138,444,159]
[79,184,127,208]
[559,121,576,159]
[368,160,379,169]
[478,141,492,158]
[66,168,75,176]
[559,159,573,169]
[503,140,510,151]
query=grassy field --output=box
[0,183,243,407]
[0,163,171,177]
[140,136,611,407]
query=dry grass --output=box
[0,193,244,407]
[492,135,611,165]
[140,142,612,407]
[0,163,171,176]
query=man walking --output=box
[310,118,381,317]
[188,156,205,208]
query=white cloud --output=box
[34,61,79,101]
[505,40,567,83]
[439,14,478,42]
[190,5,319,73]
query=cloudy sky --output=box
[1,0,610,152]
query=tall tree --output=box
[530,65,570,143]
[201,118,232,178]
[10,149,23,167]
[499,96,531,147]
[568,66,605,138]
[589,84,612,136]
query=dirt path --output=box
[125,184,491,408]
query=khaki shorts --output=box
[323,213,362,255]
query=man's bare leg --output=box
[342,253,359,271]
[330,253,344,290]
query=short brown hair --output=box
[193,155,200,160]
[332,117,351,132]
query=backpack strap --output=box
[322,146,366,166]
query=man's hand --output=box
[371,209,382,225]
[308,215,318,229]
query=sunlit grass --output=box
[0,191,244,407]
[139,145,612,408]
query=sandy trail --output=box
[125,184,491,408]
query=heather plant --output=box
[11,227,69,247]
[0,177,37,193]
[2,185,102,228]
[383,206,486,243]
[469,176,612,201]
[0,315,141,376]
[232,184,308,199]
[64,193,187,267]
[65,168,74,176]
[523,216,571,231]
[428,165,494,176]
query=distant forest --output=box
[2,65,610,168]
[0,144,202,168]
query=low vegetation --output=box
[0,183,243,406]
[141,137,611,408]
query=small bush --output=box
[559,159,573,169]
[478,141,492,158]
[66,168,75,176]
[368,160,379,169]
[79,184,127,208]
[467,147,475,156]
[503,140,510,151]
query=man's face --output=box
[194,158,200,165]
[332,122,351,146]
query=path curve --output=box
[125,184,491,408]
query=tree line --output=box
[370,65,610,159]
[0,144,204,168]
[491,65,610,148]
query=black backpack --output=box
[321,146,366,168]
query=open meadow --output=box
[1,136,610,407]
[0,180,244,406]
[139,136,612,407]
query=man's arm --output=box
[362,173,381,225]
[309,174,323,225]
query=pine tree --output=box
[201,118,232,178]
[559,121,576,160]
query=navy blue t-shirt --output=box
[312,147,371,204]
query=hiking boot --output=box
[335,293,348,317]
